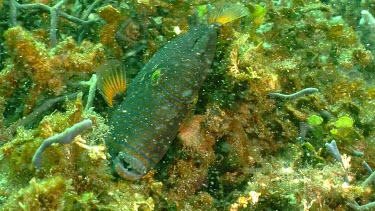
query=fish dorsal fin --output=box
[96,59,127,107]
[208,3,249,25]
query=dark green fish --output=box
[106,3,249,180]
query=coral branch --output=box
[19,92,80,129]
[268,88,319,100]
[347,201,375,211]
[9,0,17,26]
[80,0,101,20]
[349,147,364,157]
[81,74,97,112]
[10,0,67,46]
[325,140,342,163]
[362,161,373,174]
[362,171,375,188]
[32,119,93,169]
[50,0,65,47]
[77,0,102,43]
[325,140,349,183]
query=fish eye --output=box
[151,69,162,86]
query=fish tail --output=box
[208,3,249,25]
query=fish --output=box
[106,3,249,180]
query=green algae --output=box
[307,114,324,126]
[334,115,354,128]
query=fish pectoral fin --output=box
[96,59,127,107]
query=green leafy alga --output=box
[334,115,354,128]
[307,114,323,126]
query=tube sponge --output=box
[32,119,93,169]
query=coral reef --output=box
[1,0,375,210]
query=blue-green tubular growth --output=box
[107,4,249,180]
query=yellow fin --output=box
[208,3,249,25]
[96,59,126,107]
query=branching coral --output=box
[8,0,101,45]
[347,169,375,210]
[325,140,349,183]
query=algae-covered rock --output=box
[2,177,71,210]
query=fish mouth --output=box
[114,152,148,181]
